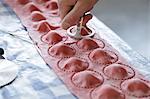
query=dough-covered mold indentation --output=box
[48,43,76,58]
[31,11,46,22]
[36,20,59,33]
[103,63,135,80]
[72,70,103,88]
[91,85,125,99]
[41,31,64,45]
[80,27,91,36]
[121,78,150,98]
[36,21,51,33]
[24,2,41,13]
[45,0,58,10]
[58,57,89,72]
[36,0,49,3]
[89,49,118,65]
[17,0,29,5]
[77,38,104,51]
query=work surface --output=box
[0,0,150,99]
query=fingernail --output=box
[61,21,70,30]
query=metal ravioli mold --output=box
[4,0,150,99]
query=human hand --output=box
[58,0,98,30]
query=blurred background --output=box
[93,0,150,59]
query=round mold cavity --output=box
[103,63,135,80]
[57,57,89,72]
[41,31,65,45]
[31,11,46,22]
[121,78,150,98]
[91,85,125,99]
[80,26,92,36]
[45,0,58,10]
[48,24,60,30]
[24,2,41,13]
[36,21,51,33]
[49,11,59,17]
[48,43,76,58]
[89,49,118,65]
[36,0,49,3]
[71,70,104,88]
[36,20,59,33]
[17,0,29,5]
[76,38,104,51]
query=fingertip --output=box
[61,21,71,30]
[58,1,73,20]
[61,13,80,30]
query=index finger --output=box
[58,0,77,20]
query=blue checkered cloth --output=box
[0,1,77,99]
